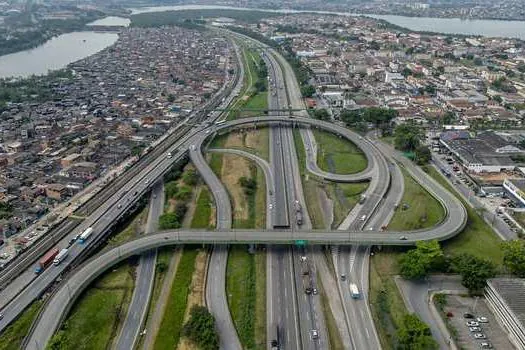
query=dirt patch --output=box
[221,154,251,222]
[176,250,209,350]
[244,129,262,149]
[182,187,200,228]
[224,131,245,148]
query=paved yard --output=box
[441,295,515,350]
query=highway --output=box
[115,182,164,350]
[1,35,245,343]
[17,31,468,350]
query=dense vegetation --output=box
[340,107,398,133]
[0,10,105,56]
[394,124,431,164]
[182,306,220,350]
[131,9,281,27]
[399,240,497,294]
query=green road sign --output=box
[295,240,307,246]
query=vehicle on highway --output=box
[340,274,346,281]
[476,317,488,323]
[35,248,59,274]
[360,214,367,221]
[215,120,226,125]
[474,333,486,339]
[67,238,76,247]
[350,283,360,299]
[466,321,480,327]
[310,329,319,340]
[78,227,94,244]
[167,152,172,158]
[359,194,367,204]
[0,314,3,320]
[400,236,408,240]
[270,323,280,350]
[53,248,69,266]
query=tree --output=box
[518,63,525,73]
[442,111,455,125]
[239,176,257,196]
[183,169,199,186]
[159,212,181,229]
[182,306,219,350]
[399,240,444,279]
[394,124,424,152]
[451,254,496,294]
[313,108,330,121]
[397,314,438,350]
[300,84,316,98]
[340,109,361,125]
[502,240,525,277]
[402,67,413,77]
[415,145,431,165]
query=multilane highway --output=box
[20,32,467,350]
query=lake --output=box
[0,31,119,79]
[130,5,525,39]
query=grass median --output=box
[48,262,135,349]
[0,300,43,350]
[153,248,198,350]
[313,130,367,174]
[388,168,445,231]
[422,166,503,264]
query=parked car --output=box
[469,327,482,332]
[464,313,474,319]
[476,317,488,323]
[474,333,486,339]
[466,321,480,327]
[479,342,493,349]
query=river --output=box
[0,31,118,79]
[131,5,525,39]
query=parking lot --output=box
[441,295,514,349]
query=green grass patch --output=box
[208,153,223,176]
[0,300,43,350]
[422,166,504,265]
[254,250,267,348]
[388,168,445,231]
[327,182,369,228]
[226,246,259,349]
[209,133,228,148]
[318,274,344,349]
[369,249,407,349]
[153,249,198,350]
[48,262,135,349]
[293,129,325,229]
[190,187,213,229]
[254,164,267,229]
[313,130,367,174]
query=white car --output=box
[474,333,486,339]
[476,317,488,323]
[466,321,479,327]
[310,329,319,340]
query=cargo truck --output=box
[35,248,59,274]
[53,248,69,266]
[78,227,93,244]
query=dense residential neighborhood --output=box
[0,27,231,240]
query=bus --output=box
[350,283,360,299]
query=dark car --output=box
[464,313,474,319]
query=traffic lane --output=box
[115,182,163,350]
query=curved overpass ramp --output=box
[26,116,467,349]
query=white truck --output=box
[78,227,93,244]
[53,248,69,266]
